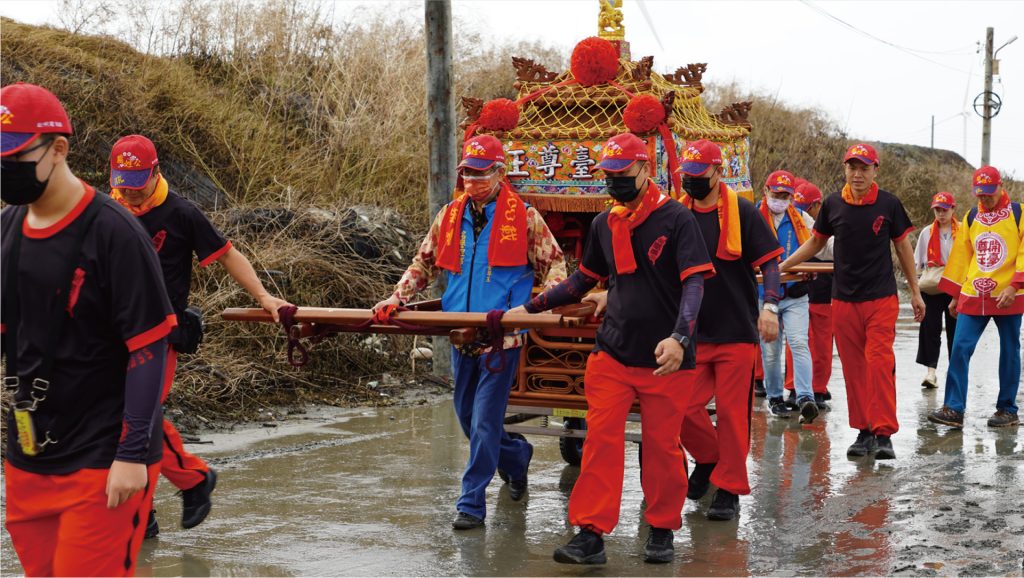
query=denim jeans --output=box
[760,295,813,401]
[452,347,531,519]
[942,313,1022,414]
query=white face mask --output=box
[766,197,791,215]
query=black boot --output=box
[687,462,716,500]
[181,468,218,529]
[753,379,767,398]
[707,489,740,521]
[553,529,606,564]
[846,429,878,457]
[644,528,674,563]
[144,509,159,539]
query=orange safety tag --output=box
[14,408,39,456]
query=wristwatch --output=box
[670,332,691,348]
[762,303,779,315]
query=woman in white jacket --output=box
[914,192,958,388]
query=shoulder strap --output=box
[1013,202,1022,229]
[967,207,978,228]
[4,194,107,390]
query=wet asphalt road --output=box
[2,308,1022,576]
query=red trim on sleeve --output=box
[125,314,178,351]
[23,183,95,239]
[1,323,5,334]
[199,241,233,268]
[938,277,962,299]
[893,225,915,243]
[751,247,785,268]
[812,229,831,240]
[680,263,716,281]
[1012,272,1024,290]
[578,264,608,282]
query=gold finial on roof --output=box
[598,0,625,40]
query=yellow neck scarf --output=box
[111,175,168,216]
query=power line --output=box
[799,0,981,76]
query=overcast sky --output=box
[3,0,1021,178]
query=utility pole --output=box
[982,27,993,165]
[930,115,935,149]
[425,0,454,380]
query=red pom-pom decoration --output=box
[570,37,620,87]
[622,94,666,133]
[478,98,520,131]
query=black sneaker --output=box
[707,489,739,520]
[144,509,159,539]
[875,435,896,460]
[928,406,965,428]
[753,379,767,398]
[768,397,793,418]
[452,511,484,530]
[509,443,533,501]
[785,390,800,410]
[687,462,716,500]
[553,529,606,565]
[814,392,830,411]
[823,390,832,401]
[181,468,218,529]
[644,528,674,564]
[798,397,819,424]
[847,429,877,457]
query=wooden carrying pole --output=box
[221,307,590,330]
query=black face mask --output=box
[606,174,642,203]
[1,140,55,206]
[683,176,713,200]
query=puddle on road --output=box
[3,322,1022,576]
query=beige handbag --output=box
[919,266,945,295]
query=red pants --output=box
[5,462,160,577]
[680,342,757,495]
[568,351,693,534]
[160,347,208,490]
[809,303,834,394]
[832,297,899,436]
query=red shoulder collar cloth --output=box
[841,182,878,206]
[435,181,528,273]
[607,180,669,275]
[759,201,810,245]
[926,219,958,267]
[681,182,742,261]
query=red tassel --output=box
[570,37,620,87]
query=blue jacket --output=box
[440,200,534,314]
[758,203,809,300]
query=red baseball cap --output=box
[972,166,1001,195]
[595,133,649,172]
[679,139,723,176]
[793,181,822,211]
[0,82,73,157]
[930,191,956,209]
[844,143,879,166]
[110,135,159,190]
[457,135,505,171]
[765,170,797,194]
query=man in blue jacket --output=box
[374,135,566,529]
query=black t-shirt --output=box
[693,197,783,344]
[2,185,176,474]
[135,191,231,315]
[813,188,914,303]
[580,200,714,368]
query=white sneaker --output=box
[921,373,937,389]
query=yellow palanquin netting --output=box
[505,59,747,142]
